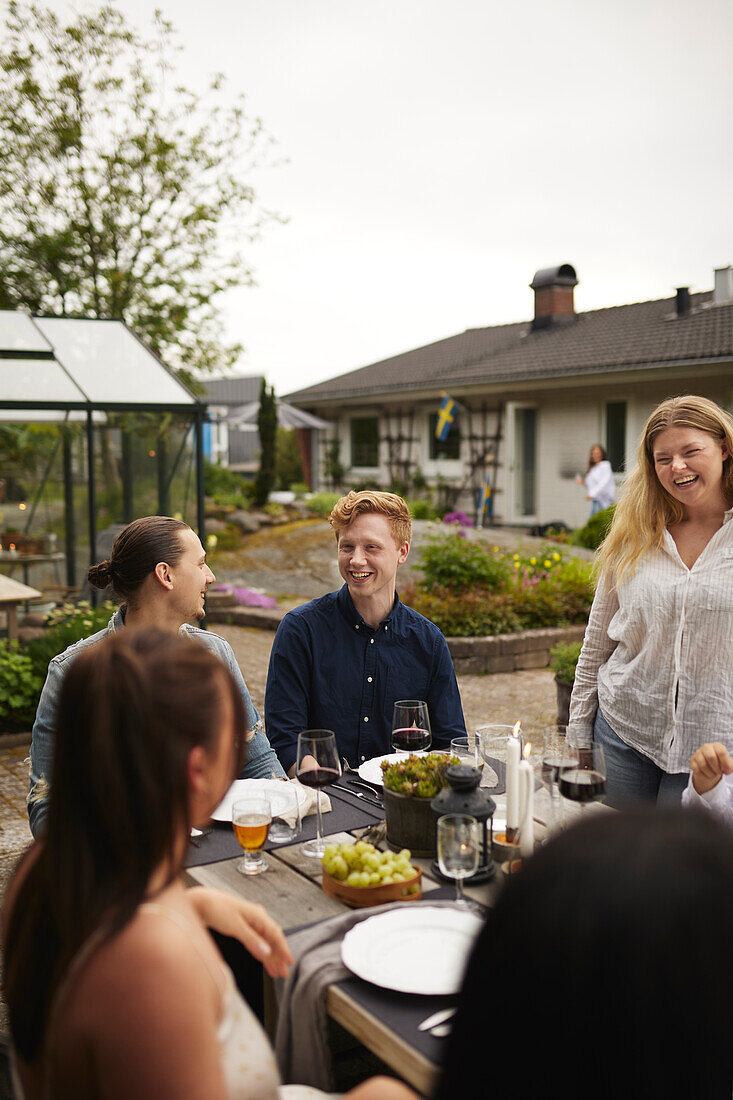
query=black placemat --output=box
[185,788,384,868]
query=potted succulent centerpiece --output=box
[549,641,582,729]
[381,752,458,857]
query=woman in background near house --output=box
[567,395,733,806]
[2,629,414,1100]
[575,443,615,516]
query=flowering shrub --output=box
[419,532,510,593]
[443,510,473,527]
[404,539,594,636]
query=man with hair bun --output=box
[28,516,285,837]
[265,489,466,775]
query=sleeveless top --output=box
[13,900,334,1100]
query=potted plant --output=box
[381,752,458,857]
[549,641,582,728]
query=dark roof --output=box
[202,375,263,406]
[286,291,733,405]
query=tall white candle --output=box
[506,735,521,831]
[519,760,534,857]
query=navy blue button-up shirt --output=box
[265,585,466,773]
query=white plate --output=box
[358,751,430,787]
[210,779,307,823]
[341,906,483,995]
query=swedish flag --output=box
[435,394,457,441]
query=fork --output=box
[341,758,382,793]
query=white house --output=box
[286,264,733,528]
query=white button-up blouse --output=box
[567,509,733,773]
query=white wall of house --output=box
[315,373,733,525]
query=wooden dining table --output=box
[183,780,557,1095]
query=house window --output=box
[350,418,379,467]
[429,413,460,460]
[605,402,626,472]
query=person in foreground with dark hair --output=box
[3,629,415,1100]
[28,515,285,837]
[434,807,733,1100]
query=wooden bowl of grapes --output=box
[321,841,423,908]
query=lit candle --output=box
[506,733,521,834]
[519,760,534,857]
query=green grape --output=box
[332,855,348,880]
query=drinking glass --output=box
[296,730,341,858]
[475,723,520,791]
[232,794,271,875]
[437,813,480,911]
[540,732,578,831]
[450,736,484,775]
[558,744,607,818]
[392,700,431,754]
[268,782,302,844]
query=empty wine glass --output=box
[437,813,480,911]
[392,700,431,754]
[296,730,341,858]
[232,794,271,875]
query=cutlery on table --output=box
[331,783,384,809]
[341,758,383,792]
[418,1006,457,1032]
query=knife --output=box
[331,783,384,809]
[418,1006,457,1032]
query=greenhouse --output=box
[0,310,206,597]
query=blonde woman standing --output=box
[567,395,733,806]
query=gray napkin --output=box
[274,900,453,1091]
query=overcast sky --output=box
[41,0,733,394]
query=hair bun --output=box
[88,559,113,589]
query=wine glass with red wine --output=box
[558,744,607,816]
[296,729,341,858]
[391,700,431,754]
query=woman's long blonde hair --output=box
[596,395,733,582]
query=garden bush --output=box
[0,641,43,730]
[406,539,594,636]
[550,641,582,683]
[26,600,118,681]
[402,586,522,637]
[407,498,439,521]
[418,532,510,593]
[572,505,615,550]
[304,492,341,517]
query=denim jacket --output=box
[28,610,285,838]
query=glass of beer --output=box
[232,794,271,875]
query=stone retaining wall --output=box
[207,598,586,676]
[447,625,586,676]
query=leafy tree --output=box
[275,427,303,490]
[254,379,277,506]
[0,1,282,380]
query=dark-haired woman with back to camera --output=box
[28,515,285,838]
[434,809,733,1100]
[3,629,416,1100]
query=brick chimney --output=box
[530,264,578,331]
